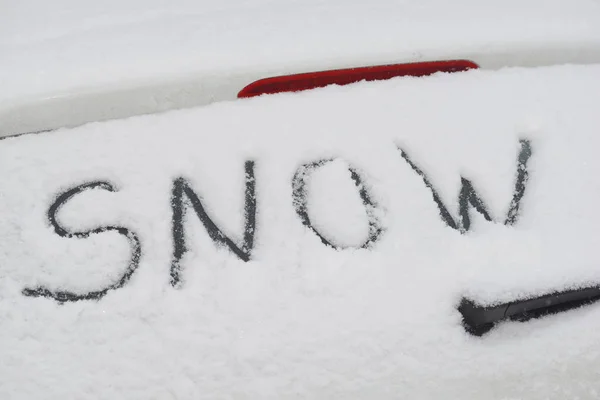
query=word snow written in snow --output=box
[22,140,532,303]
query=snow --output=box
[1,65,600,398]
[2,0,600,136]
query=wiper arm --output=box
[459,286,600,336]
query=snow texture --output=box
[1,65,600,398]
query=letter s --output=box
[22,181,141,302]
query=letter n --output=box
[170,161,256,287]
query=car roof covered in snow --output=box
[1,0,600,136]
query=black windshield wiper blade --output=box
[459,286,600,336]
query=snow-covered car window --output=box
[2,1,600,398]
[2,65,600,398]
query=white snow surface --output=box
[1,65,600,398]
[2,0,600,136]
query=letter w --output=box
[398,139,532,233]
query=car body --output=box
[1,1,600,399]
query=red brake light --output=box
[238,60,478,98]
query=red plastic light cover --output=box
[238,60,479,98]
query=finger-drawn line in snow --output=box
[398,139,532,232]
[22,181,142,303]
[292,159,384,249]
[170,160,256,288]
